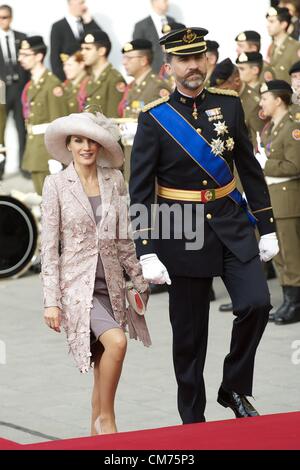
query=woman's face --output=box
[67,135,101,167]
[260,92,279,117]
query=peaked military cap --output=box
[20,36,46,51]
[81,30,111,46]
[236,52,263,64]
[122,39,152,53]
[206,40,219,52]
[289,61,300,75]
[159,27,208,55]
[210,58,235,87]
[260,80,293,94]
[235,30,261,43]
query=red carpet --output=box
[1,412,299,450]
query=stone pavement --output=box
[0,174,299,445]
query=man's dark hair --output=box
[270,89,292,106]
[0,4,13,16]
[277,8,292,28]
[250,62,263,75]
[140,49,154,65]
[33,45,48,61]
[95,39,112,58]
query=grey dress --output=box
[88,196,121,355]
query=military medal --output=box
[225,137,235,151]
[211,138,225,156]
[205,108,223,122]
[213,121,228,136]
[192,102,198,120]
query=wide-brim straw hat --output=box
[44,112,124,168]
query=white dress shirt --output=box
[150,11,168,39]
[65,14,84,39]
[0,28,17,62]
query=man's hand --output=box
[259,232,279,262]
[140,254,171,285]
[81,8,92,24]
[44,307,62,333]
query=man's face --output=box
[122,51,146,77]
[237,63,259,84]
[81,44,100,66]
[236,41,258,55]
[0,8,12,32]
[68,0,87,17]
[166,53,208,91]
[151,0,169,16]
[279,1,296,16]
[18,49,40,71]
[291,71,300,93]
[267,17,286,37]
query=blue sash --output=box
[150,103,257,226]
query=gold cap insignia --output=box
[238,53,248,63]
[260,83,269,93]
[60,53,69,63]
[21,40,30,50]
[237,32,247,42]
[267,7,278,16]
[183,29,197,44]
[123,42,134,52]
[84,34,95,44]
[162,23,171,34]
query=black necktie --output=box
[76,19,84,38]
[5,35,13,64]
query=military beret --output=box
[122,39,152,53]
[210,58,235,87]
[236,52,263,64]
[81,30,111,46]
[235,30,261,43]
[159,27,208,55]
[266,6,291,21]
[260,80,293,94]
[289,61,300,75]
[20,36,46,51]
[206,40,219,52]
[60,43,81,63]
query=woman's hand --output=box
[44,307,62,333]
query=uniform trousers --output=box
[5,84,26,167]
[168,247,271,424]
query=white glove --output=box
[255,132,268,169]
[48,159,63,175]
[140,254,171,285]
[259,232,279,262]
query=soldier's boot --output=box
[268,286,289,322]
[275,287,300,325]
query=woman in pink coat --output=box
[42,112,151,436]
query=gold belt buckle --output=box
[201,189,216,203]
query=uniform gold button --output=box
[142,240,148,246]
[280,66,285,70]
[87,97,91,102]
[97,80,101,84]
[206,214,212,220]
[96,95,101,100]
[271,149,275,152]
[29,135,34,140]
[31,101,35,106]
[196,128,202,134]
[70,102,75,107]
[270,218,274,223]
[282,187,287,191]
[203,180,208,186]
[274,131,277,136]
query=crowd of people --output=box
[0,0,300,436]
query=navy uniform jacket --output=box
[129,88,276,278]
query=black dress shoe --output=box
[219,302,233,312]
[209,288,216,302]
[149,283,168,294]
[275,286,300,325]
[217,386,259,418]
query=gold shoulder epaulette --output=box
[207,87,239,97]
[142,95,170,112]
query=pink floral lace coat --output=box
[41,162,149,373]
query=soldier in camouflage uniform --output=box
[267,6,300,83]
[19,36,68,194]
[260,80,300,325]
[80,31,126,117]
[235,30,275,84]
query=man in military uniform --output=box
[119,39,171,182]
[80,31,126,117]
[60,43,89,113]
[236,52,269,148]
[267,6,300,83]
[130,27,279,423]
[260,80,300,325]
[289,60,300,119]
[235,30,275,83]
[205,40,219,85]
[19,36,68,194]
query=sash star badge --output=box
[226,137,235,151]
[214,121,228,136]
[211,138,225,156]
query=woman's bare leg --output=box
[91,350,103,436]
[95,328,127,434]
